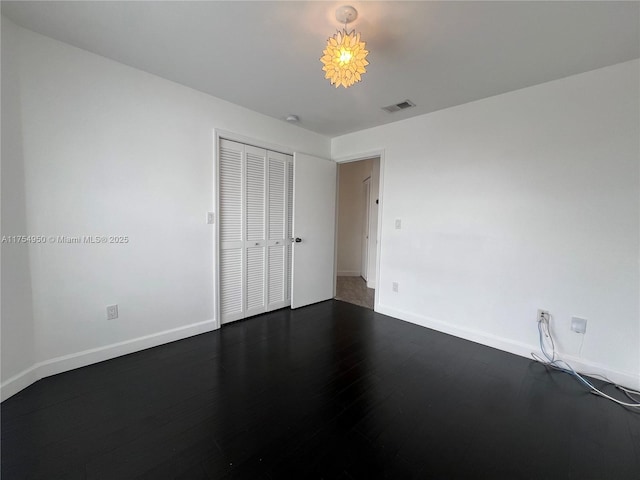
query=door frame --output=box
[361,176,371,281]
[213,129,295,329]
[333,150,385,312]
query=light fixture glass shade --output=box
[321,29,369,88]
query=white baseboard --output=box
[1,319,217,401]
[1,365,40,402]
[375,304,640,391]
[4,308,638,401]
[337,271,361,277]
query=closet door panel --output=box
[218,139,292,322]
[266,152,291,310]
[219,139,245,323]
[286,161,294,302]
[245,145,267,316]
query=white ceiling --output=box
[2,1,639,137]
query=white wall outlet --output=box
[395,219,402,229]
[537,309,549,323]
[207,212,215,224]
[571,316,587,334]
[106,304,119,320]
[392,282,399,292]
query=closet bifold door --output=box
[266,151,291,311]
[218,139,291,324]
[245,145,268,317]
[219,139,245,324]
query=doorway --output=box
[335,157,380,309]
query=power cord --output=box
[531,312,640,408]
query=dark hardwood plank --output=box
[2,300,639,479]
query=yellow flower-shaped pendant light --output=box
[320,7,369,88]
[321,29,369,88]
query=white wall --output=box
[337,159,372,276]
[1,19,330,399]
[1,19,36,388]
[333,60,640,388]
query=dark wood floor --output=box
[2,300,639,479]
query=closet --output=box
[218,139,293,324]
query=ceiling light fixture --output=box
[320,5,369,88]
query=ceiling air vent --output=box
[381,100,416,113]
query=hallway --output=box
[335,276,374,310]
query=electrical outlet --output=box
[207,212,215,224]
[537,309,549,323]
[107,304,119,320]
[395,219,402,229]
[571,316,587,334]
[392,282,399,292]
